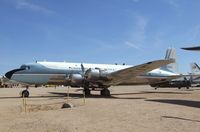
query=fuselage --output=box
[5,61,178,86]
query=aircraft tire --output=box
[100,89,110,97]
[21,90,29,98]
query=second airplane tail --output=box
[190,63,200,74]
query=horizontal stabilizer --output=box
[191,63,200,73]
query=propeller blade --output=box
[81,63,85,74]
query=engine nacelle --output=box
[85,68,108,81]
[68,74,84,87]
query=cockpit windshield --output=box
[20,65,30,70]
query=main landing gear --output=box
[100,88,110,97]
[83,87,111,97]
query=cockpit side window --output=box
[20,65,30,70]
[20,65,26,69]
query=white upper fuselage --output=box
[5,61,178,86]
[37,61,177,76]
[38,61,130,72]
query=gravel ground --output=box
[0,85,200,132]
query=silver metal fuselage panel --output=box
[9,61,178,86]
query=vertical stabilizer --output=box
[190,63,200,74]
[161,48,178,72]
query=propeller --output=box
[80,63,90,94]
[81,63,86,77]
[81,63,87,84]
[81,63,91,80]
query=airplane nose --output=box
[5,68,25,79]
[5,70,16,79]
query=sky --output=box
[0,0,200,75]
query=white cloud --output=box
[125,41,141,50]
[124,14,148,50]
[135,15,147,38]
[14,0,55,15]
[167,0,179,8]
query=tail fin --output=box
[160,48,178,72]
[190,63,200,74]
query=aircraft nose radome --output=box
[5,68,24,79]
[5,70,14,79]
[5,71,12,79]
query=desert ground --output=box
[0,85,200,132]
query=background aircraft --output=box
[150,77,192,89]
[149,48,195,89]
[152,62,200,89]
[191,63,200,74]
[181,46,200,51]
[190,63,200,87]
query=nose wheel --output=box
[100,89,110,97]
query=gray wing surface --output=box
[106,59,174,85]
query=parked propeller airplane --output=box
[5,48,182,97]
[149,49,200,89]
[190,62,200,86]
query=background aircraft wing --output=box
[181,46,200,51]
[107,59,174,85]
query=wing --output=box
[181,46,200,51]
[106,59,174,85]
